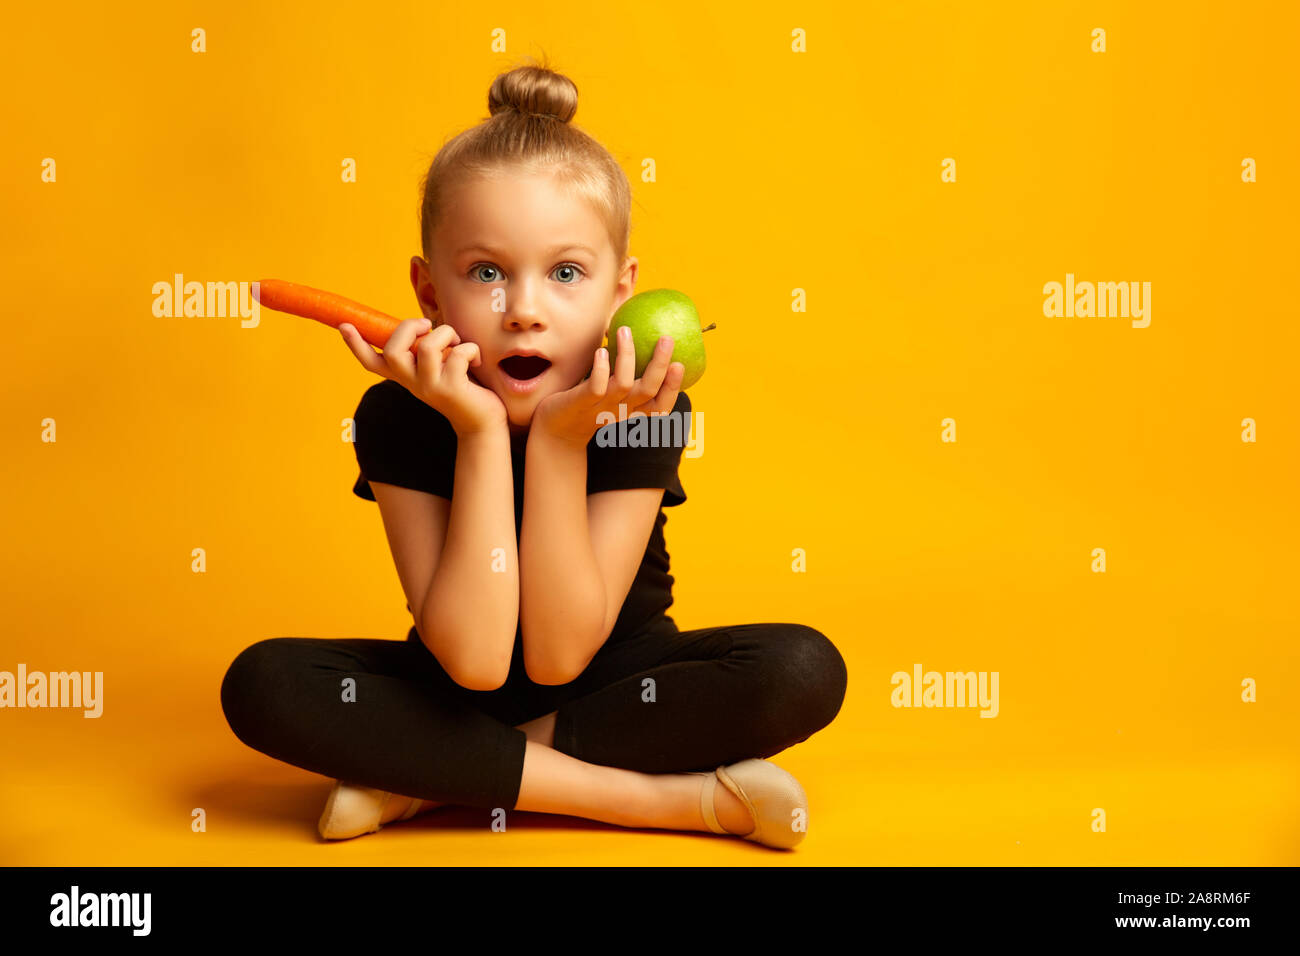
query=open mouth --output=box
[498,355,553,381]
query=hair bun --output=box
[488,63,578,123]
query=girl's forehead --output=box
[435,186,613,255]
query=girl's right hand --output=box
[340,317,508,437]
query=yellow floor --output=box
[4,0,1298,870]
[4,639,1295,866]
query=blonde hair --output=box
[418,56,632,268]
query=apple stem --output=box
[701,322,717,332]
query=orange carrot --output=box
[252,279,436,357]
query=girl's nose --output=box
[503,292,546,329]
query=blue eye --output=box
[468,262,586,283]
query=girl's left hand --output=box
[533,326,685,447]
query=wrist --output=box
[528,419,590,454]
[454,418,510,444]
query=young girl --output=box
[220,60,848,850]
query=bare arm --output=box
[341,316,519,691]
[519,324,685,684]
[519,428,664,684]
[421,426,518,689]
[372,425,518,690]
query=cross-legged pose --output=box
[220,58,848,850]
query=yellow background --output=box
[2,1,1296,865]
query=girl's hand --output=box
[533,326,685,448]
[340,318,508,437]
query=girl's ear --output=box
[410,255,440,321]
[608,255,638,319]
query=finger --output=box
[588,346,610,397]
[642,362,685,414]
[629,359,684,417]
[340,323,389,377]
[416,323,462,373]
[629,334,674,405]
[415,329,458,394]
[610,325,637,399]
[384,318,432,380]
[442,342,480,383]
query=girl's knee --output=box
[760,624,848,738]
[219,638,299,742]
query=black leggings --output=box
[219,619,848,811]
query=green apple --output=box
[606,289,715,390]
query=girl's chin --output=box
[495,385,543,425]
[505,403,543,435]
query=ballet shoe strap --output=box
[394,794,423,821]
[697,772,728,834]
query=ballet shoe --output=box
[317,780,424,840]
[693,758,809,849]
